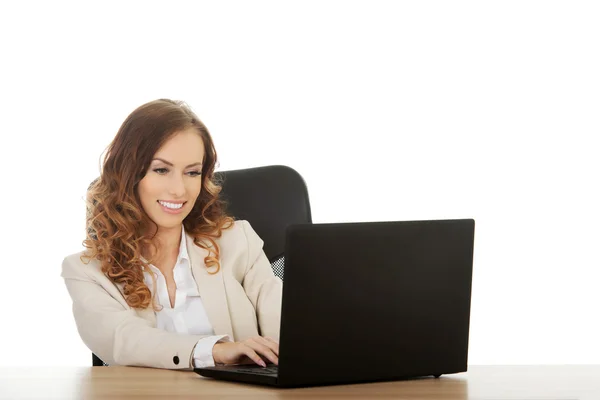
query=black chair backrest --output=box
[91,165,312,366]
[215,165,312,280]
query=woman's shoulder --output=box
[216,219,264,249]
[61,250,103,280]
[208,220,265,269]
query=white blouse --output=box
[142,225,230,368]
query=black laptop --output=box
[195,219,475,388]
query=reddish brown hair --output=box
[82,99,234,309]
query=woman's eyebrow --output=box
[152,158,203,168]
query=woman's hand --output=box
[212,336,279,367]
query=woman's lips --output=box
[157,200,186,215]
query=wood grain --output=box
[0,365,598,399]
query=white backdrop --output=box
[0,1,598,366]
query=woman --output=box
[61,99,281,370]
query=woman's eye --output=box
[153,168,201,177]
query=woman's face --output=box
[137,127,205,231]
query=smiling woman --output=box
[61,99,282,370]
[83,100,230,309]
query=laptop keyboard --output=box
[228,366,278,376]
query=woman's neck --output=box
[144,224,182,264]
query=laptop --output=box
[195,219,475,388]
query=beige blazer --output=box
[61,220,282,370]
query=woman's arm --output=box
[62,256,210,369]
[239,220,283,342]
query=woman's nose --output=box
[168,175,186,197]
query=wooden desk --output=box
[1,365,598,399]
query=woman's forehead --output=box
[153,128,205,164]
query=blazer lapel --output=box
[111,278,157,325]
[186,233,235,340]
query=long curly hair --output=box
[81,99,235,310]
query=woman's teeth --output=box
[158,200,184,209]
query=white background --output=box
[0,1,598,366]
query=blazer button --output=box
[173,356,180,365]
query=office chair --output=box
[92,165,312,366]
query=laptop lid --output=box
[276,219,475,387]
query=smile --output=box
[157,200,186,210]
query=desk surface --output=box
[1,365,599,400]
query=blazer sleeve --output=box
[240,220,283,341]
[61,256,210,369]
